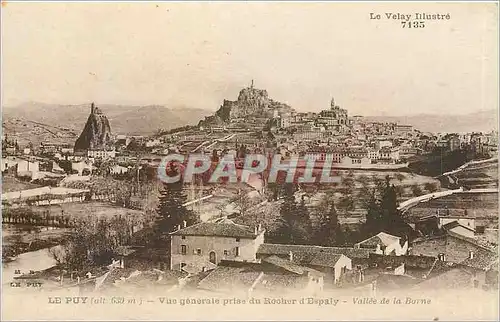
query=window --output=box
[181,263,186,269]
[181,245,187,255]
[197,249,202,256]
[235,247,240,257]
[181,236,186,240]
[236,238,240,242]
[223,250,229,256]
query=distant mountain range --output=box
[2,101,496,147]
[362,109,498,133]
[2,102,213,136]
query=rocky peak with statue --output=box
[199,81,294,127]
[74,102,113,152]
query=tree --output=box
[215,202,227,218]
[314,200,345,246]
[50,216,124,273]
[394,185,405,198]
[343,171,356,192]
[424,182,438,193]
[339,171,355,212]
[296,195,313,241]
[363,176,413,240]
[364,193,382,236]
[411,184,424,197]
[395,173,406,182]
[233,190,252,217]
[267,182,283,201]
[115,182,134,208]
[156,180,200,233]
[380,177,399,229]
[275,184,311,244]
[357,175,369,185]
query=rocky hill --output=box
[200,86,294,127]
[74,103,113,151]
[2,118,78,147]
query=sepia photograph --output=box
[1,1,499,321]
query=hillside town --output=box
[2,84,499,299]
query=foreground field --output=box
[31,201,146,219]
[1,176,42,193]
[2,224,70,259]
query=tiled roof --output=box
[197,266,262,293]
[368,253,437,269]
[375,274,420,290]
[413,266,474,290]
[460,253,498,271]
[170,220,260,239]
[262,256,306,275]
[309,253,344,267]
[412,231,497,271]
[262,255,323,276]
[256,243,370,260]
[253,273,308,293]
[446,231,495,252]
[182,258,217,275]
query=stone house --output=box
[169,219,265,274]
[197,257,324,297]
[256,243,360,285]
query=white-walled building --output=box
[375,140,393,150]
[438,216,475,231]
[354,232,408,256]
[88,148,116,159]
[170,219,266,273]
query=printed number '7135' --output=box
[401,21,425,28]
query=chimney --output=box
[258,223,262,232]
[438,253,446,261]
[177,224,181,231]
[468,251,474,260]
[182,220,187,228]
[289,251,293,262]
[254,226,258,235]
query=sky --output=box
[1,2,498,116]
